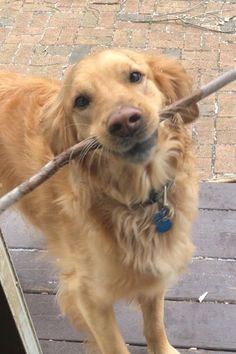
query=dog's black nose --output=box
[108,107,143,137]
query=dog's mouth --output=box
[115,130,158,162]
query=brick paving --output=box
[0,0,235,180]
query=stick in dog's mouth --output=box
[0,68,236,214]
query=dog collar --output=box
[134,180,175,234]
[141,180,174,207]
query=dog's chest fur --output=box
[86,184,194,284]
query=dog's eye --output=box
[74,95,91,109]
[129,71,143,83]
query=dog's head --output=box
[41,49,198,164]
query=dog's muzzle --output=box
[107,106,158,162]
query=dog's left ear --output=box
[146,55,199,123]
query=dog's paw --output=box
[149,345,180,354]
[166,346,181,354]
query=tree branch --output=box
[0,69,236,214]
[0,137,100,214]
[160,68,236,121]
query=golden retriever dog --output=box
[0,49,199,354]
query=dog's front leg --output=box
[139,293,180,354]
[76,291,130,354]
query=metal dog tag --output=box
[154,185,173,233]
[154,206,173,234]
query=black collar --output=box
[133,180,174,209]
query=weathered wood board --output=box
[0,182,235,353]
[9,249,236,303]
[2,209,236,259]
[40,340,233,354]
[24,294,236,351]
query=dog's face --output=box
[65,50,163,162]
[42,49,198,164]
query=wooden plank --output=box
[199,183,236,210]
[40,340,85,354]
[168,257,236,303]
[11,249,236,303]
[25,294,236,351]
[193,210,236,258]
[0,230,42,354]
[0,210,45,249]
[39,340,232,354]
[0,183,235,250]
[0,284,26,354]
[10,250,58,294]
[2,209,236,259]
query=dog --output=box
[0,49,199,354]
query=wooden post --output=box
[0,229,42,354]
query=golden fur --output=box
[0,49,199,354]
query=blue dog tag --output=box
[154,207,173,234]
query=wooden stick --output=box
[160,68,236,120]
[0,137,100,214]
[0,69,236,214]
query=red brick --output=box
[220,33,236,46]
[0,63,28,73]
[216,117,236,144]
[81,10,99,28]
[193,118,214,144]
[182,50,218,70]
[0,43,18,63]
[199,95,216,117]
[202,33,219,51]
[115,21,149,31]
[123,0,139,13]
[14,44,33,65]
[44,64,63,79]
[22,27,44,35]
[194,144,212,158]
[219,4,236,17]
[0,27,10,44]
[184,32,202,51]
[49,13,80,28]
[200,70,220,87]
[220,51,236,70]
[197,158,212,180]
[149,31,184,49]
[31,54,66,66]
[215,145,236,173]
[186,69,199,89]
[149,23,169,33]
[10,34,42,45]
[31,12,50,27]
[130,29,148,48]
[71,0,87,8]
[140,0,155,14]
[217,130,236,145]
[218,92,236,117]
[41,27,61,45]
[90,3,120,12]
[27,65,47,76]
[75,28,113,46]
[113,29,130,47]
[99,12,116,28]
[8,0,24,10]
[20,3,50,11]
[57,27,76,45]
[15,12,33,28]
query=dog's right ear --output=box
[40,90,77,156]
[146,55,199,124]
